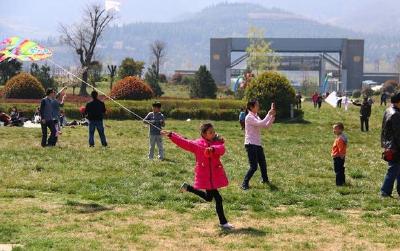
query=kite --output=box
[0,37,52,62]
[325,91,339,108]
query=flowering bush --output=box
[2,73,45,99]
[110,76,154,100]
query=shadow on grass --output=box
[219,227,267,236]
[66,200,112,213]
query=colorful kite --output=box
[0,36,52,62]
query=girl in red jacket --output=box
[161,123,233,229]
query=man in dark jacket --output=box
[352,97,372,132]
[40,88,57,147]
[85,91,108,147]
[380,93,400,197]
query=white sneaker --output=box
[220,223,234,230]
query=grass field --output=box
[1,102,400,250]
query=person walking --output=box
[352,97,372,132]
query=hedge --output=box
[0,99,303,121]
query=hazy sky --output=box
[0,0,398,38]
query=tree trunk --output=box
[79,70,89,96]
[110,76,114,91]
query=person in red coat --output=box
[162,123,233,229]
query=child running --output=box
[331,122,348,186]
[161,123,233,230]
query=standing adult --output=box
[381,92,388,106]
[40,88,57,147]
[85,91,108,147]
[380,93,400,197]
[352,97,372,132]
[295,92,302,109]
[312,92,318,108]
[317,93,323,109]
[336,93,343,108]
[51,91,66,141]
[241,100,276,190]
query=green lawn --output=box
[1,102,400,250]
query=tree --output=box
[190,65,217,99]
[88,60,103,85]
[361,86,374,97]
[246,27,279,75]
[118,57,145,79]
[383,80,399,94]
[145,63,164,97]
[30,63,56,90]
[150,40,166,77]
[60,4,115,96]
[107,65,117,90]
[0,59,22,85]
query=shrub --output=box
[245,71,296,119]
[110,76,154,100]
[2,73,45,99]
[171,73,183,84]
[352,89,361,98]
[361,86,374,97]
[181,76,195,86]
[382,80,399,94]
[118,58,145,79]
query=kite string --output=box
[47,59,162,131]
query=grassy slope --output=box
[0,102,400,250]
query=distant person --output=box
[239,108,246,130]
[331,122,348,186]
[33,107,41,124]
[380,93,400,197]
[295,92,302,109]
[317,93,323,109]
[52,92,66,138]
[143,101,165,160]
[336,93,343,108]
[381,92,388,106]
[85,91,108,147]
[10,107,23,126]
[0,111,11,126]
[241,100,276,190]
[343,96,350,111]
[352,97,372,132]
[40,88,57,147]
[312,92,319,108]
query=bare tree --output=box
[150,40,166,78]
[60,4,114,96]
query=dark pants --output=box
[240,120,245,130]
[360,116,369,132]
[296,101,301,109]
[337,100,342,108]
[89,120,108,146]
[41,120,57,147]
[381,100,387,106]
[313,101,317,108]
[317,102,322,109]
[187,185,228,225]
[243,144,269,186]
[381,161,400,196]
[333,157,346,186]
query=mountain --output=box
[18,2,400,72]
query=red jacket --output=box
[168,132,229,190]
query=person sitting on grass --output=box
[161,123,234,230]
[331,122,348,186]
[10,107,24,127]
[241,100,276,190]
[0,111,11,126]
[143,101,165,160]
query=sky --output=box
[0,0,399,39]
